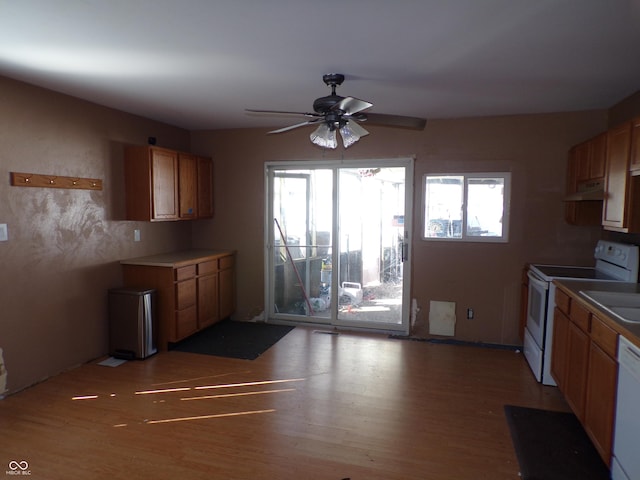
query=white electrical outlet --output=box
[0,224,8,242]
[134,229,141,242]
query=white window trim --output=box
[421,172,511,243]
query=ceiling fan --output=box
[246,73,427,149]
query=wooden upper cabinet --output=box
[565,132,607,226]
[178,153,198,219]
[151,149,180,220]
[574,133,606,184]
[589,132,607,180]
[197,156,214,219]
[602,122,632,231]
[124,145,213,222]
[566,146,579,194]
[125,145,179,221]
[575,140,591,183]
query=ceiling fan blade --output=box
[268,119,322,134]
[357,112,427,130]
[246,108,320,118]
[331,97,373,115]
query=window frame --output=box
[421,172,511,243]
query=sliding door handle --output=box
[402,243,409,262]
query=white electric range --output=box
[524,240,639,386]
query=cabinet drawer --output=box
[590,314,618,358]
[176,278,197,310]
[220,255,235,270]
[175,265,196,281]
[198,260,218,275]
[556,288,571,315]
[571,302,591,332]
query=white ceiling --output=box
[1,0,640,131]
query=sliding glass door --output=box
[266,158,412,333]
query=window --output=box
[422,172,510,242]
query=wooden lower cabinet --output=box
[584,342,617,463]
[176,304,198,340]
[121,250,236,350]
[565,321,590,421]
[197,261,219,329]
[552,287,619,467]
[550,307,569,390]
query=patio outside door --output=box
[265,158,412,334]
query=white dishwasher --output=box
[612,336,640,480]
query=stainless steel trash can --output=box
[108,288,157,359]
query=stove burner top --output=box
[530,264,617,280]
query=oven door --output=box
[526,269,549,348]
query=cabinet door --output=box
[178,153,198,219]
[584,342,617,466]
[565,321,590,421]
[175,305,198,341]
[198,273,219,328]
[590,132,607,179]
[551,307,570,390]
[197,156,214,218]
[565,144,602,226]
[603,122,632,230]
[576,141,591,183]
[151,148,179,220]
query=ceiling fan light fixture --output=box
[310,122,337,149]
[339,120,369,148]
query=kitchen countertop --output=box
[120,249,235,268]
[554,279,640,349]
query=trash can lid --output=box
[108,287,156,295]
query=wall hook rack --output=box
[10,172,103,191]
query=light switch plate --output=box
[0,224,7,242]
[134,229,141,242]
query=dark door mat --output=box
[389,334,521,351]
[170,320,295,360]
[504,405,610,480]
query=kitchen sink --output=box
[579,290,640,324]
[608,307,640,322]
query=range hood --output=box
[563,179,605,201]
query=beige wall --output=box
[0,77,192,395]
[609,90,640,127]
[190,110,607,345]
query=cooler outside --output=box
[108,287,157,359]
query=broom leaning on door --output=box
[274,218,315,316]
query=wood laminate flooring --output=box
[0,327,568,479]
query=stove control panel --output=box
[594,240,639,282]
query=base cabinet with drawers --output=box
[551,286,619,466]
[120,250,235,350]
